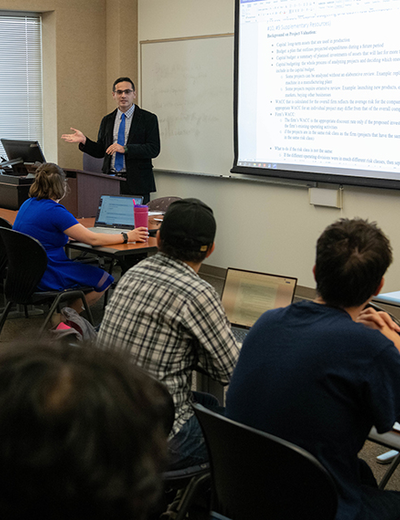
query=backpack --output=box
[53,307,98,342]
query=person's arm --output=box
[64,114,112,159]
[185,289,240,384]
[61,128,86,146]
[357,306,400,352]
[64,223,148,246]
[105,142,125,156]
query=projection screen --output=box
[231,0,400,189]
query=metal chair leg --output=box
[174,472,210,520]
[0,300,13,335]
[379,453,400,489]
[38,290,94,337]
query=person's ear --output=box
[312,265,316,280]
[373,277,385,296]
[205,242,215,258]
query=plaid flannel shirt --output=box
[97,252,240,436]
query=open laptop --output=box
[88,194,144,234]
[221,268,297,344]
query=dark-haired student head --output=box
[158,198,216,265]
[314,218,392,308]
[29,162,68,201]
[0,341,171,520]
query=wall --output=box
[105,0,138,113]
[138,0,400,291]
[0,0,137,167]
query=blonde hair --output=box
[29,163,68,200]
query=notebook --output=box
[221,268,297,344]
[88,194,144,234]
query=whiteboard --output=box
[140,35,234,176]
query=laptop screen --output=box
[96,195,144,228]
[221,268,297,329]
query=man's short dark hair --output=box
[113,77,135,91]
[315,218,392,308]
[0,341,171,520]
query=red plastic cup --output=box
[134,204,149,229]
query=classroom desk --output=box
[0,209,161,256]
[65,234,158,260]
[368,427,400,489]
[0,207,18,225]
[368,427,400,451]
[65,215,160,261]
[0,207,162,225]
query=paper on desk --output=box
[393,422,400,432]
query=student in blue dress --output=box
[13,163,148,313]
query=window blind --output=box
[0,13,43,160]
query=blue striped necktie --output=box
[114,113,126,171]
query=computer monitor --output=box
[1,139,46,164]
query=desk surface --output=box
[68,215,159,256]
[0,207,18,225]
[0,208,161,228]
[66,234,158,258]
[0,208,161,257]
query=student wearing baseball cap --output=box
[98,198,239,470]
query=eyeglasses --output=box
[114,89,133,95]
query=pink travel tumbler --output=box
[134,204,149,229]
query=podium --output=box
[62,168,124,217]
[0,168,124,218]
[0,173,32,210]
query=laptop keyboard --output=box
[232,328,248,344]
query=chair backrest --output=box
[0,218,12,229]
[147,196,182,212]
[82,152,104,173]
[0,228,48,304]
[0,220,13,278]
[193,404,338,520]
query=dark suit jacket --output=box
[80,106,160,195]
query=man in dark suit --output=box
[62,77,160,203]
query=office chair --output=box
[0,218,12,275]
[209,513,231,520]
[378,452,400,489]
[193,403,338,520]
[0,217,12,229]
[82,152,104,173]
[0,227,94,337]
[0,219,12,306]
[147,196,182,213]
[161,463,210,520]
